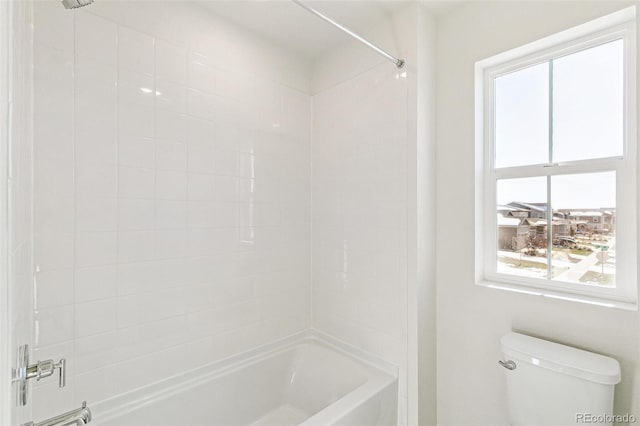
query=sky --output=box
[497,172,616,209]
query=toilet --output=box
[500,332,621,426]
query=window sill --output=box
[477,280,638,311]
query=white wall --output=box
[436,2,640,424]
[31,0,311,419]
[311,5,437,425]
[412,7,438,426]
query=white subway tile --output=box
[116,295,139,328]
[34,46,73,160]
[118,230,155,263]
[118,199,155,231]
[156,39,187,84]
[74,331,118,373]
[34,1,74,53]
[75,57,117,166]
[75,366,118,404]
[187,201,216,228]
[281,87,311,141]
[75,298,117,337]
[187,116,215,146]
[113,346,186,395]
[31,380,75,422]
[34,306,74,347]
[142,287,186,323]
[117,262,156,296]
[155,200,187,229]
[155,229,187,259]
[75,265,117,303]
[35,153,74,200]
[75,231,117,268]
[187,88,218,120]
[119,136,155,169]
[187,173,215,201]
[34,269,74,310]
[156,170,187,200]
[76,162,118,199]
[156,141,187,171]
[187,58,216,94]
[35,190,74,236]
[119,102,155,139]
[213,203,238,228]
[118,26,155,76]
[119,167,155,199]
[213,176,239,203]
[76,197,117,232]
[156,79,187,114]
[119,70,155,108]
[213,148,239,176]
[75,12,117,65]
[187,142,215,173]
[116,316,186,362]
[157,110,187,143]
[35,231,74,272]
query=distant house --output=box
[504,202,546,219]
[502,202,615,236]
[498,204,529,219]
[566,211,607,233]
[602,210,615,233]
[497,215,529,250]
[525,218,571,238]
[553,208,615,234]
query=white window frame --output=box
[475,7,637,309]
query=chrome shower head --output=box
[61,0,93,9]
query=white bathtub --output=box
[92,334,398,426]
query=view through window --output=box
[493,39,623,289]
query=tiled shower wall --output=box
[312,65,408,371]
[6,2,34,424]
[31,1,310,418]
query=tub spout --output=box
[21,401,92,426]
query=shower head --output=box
[61,0,93,9]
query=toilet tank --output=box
[500,332,621,426]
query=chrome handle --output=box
[21,401,92,426]
[499,359,517,370]
[26,358,66,388]
[13,344,67,407]
[58,359,66,387]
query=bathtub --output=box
[92,333,398,426]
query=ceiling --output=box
[197,1,463,62]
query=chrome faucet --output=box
[22,401,92,426]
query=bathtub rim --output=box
[90,329,398,425]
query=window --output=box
[475,8,637,308]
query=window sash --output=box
[477,16,637,306]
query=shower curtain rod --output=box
[291,0,405,69]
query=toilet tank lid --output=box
[501,332,621,385]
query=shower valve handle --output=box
[26,358,66,387]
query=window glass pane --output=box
[497,177,548,279]
[551,172,616,287]
[495,63,549,168]
[553,40,624,162]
